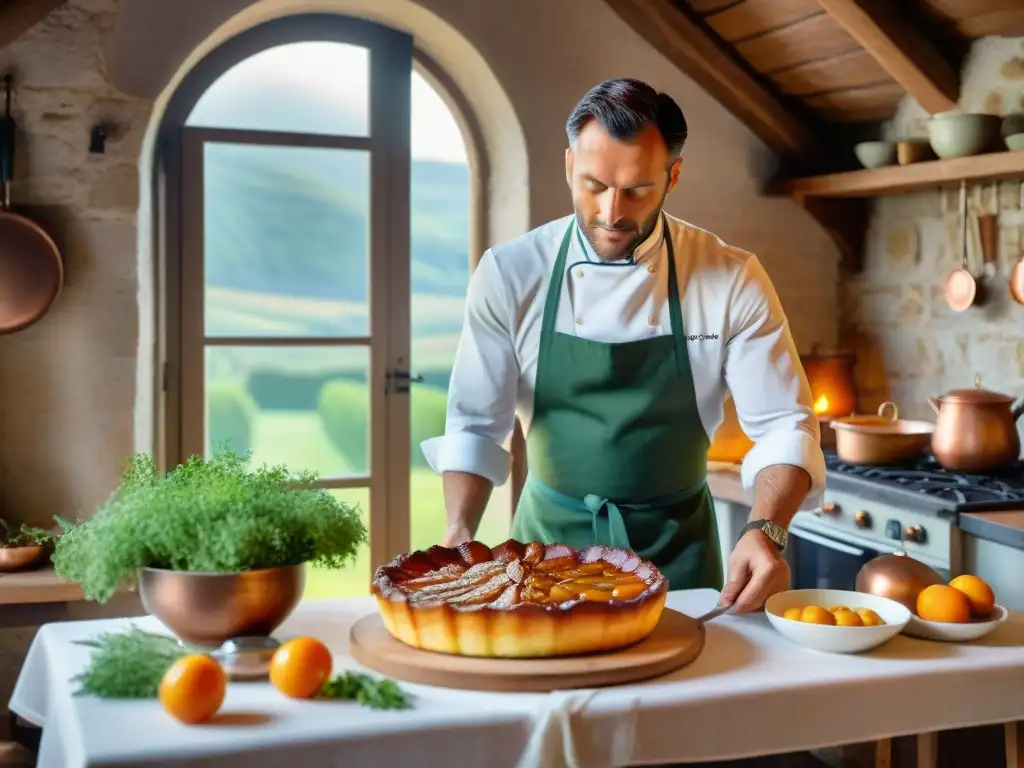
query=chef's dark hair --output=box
[566,78,688,158]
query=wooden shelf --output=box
[767,150,1024,199]
[0,566,83,605]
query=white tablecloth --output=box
[9,589,1024,768]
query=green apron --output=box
[510,218,723,591]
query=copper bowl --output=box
[138,564,305,648]
[0,545,46,573]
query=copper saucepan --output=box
[829,402,935,465]
[0,74,63,334]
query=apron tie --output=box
[582,494,632,549]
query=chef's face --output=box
[566,120,682,261]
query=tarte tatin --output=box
[371,539,668,658]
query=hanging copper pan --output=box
[0,74,63,334]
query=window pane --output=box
[205,345,370,477]
[186,42,370,137]
[406,72,510,552]
[202,143,369,338]
[303,488,371,600]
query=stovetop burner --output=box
[824,451,1024,513]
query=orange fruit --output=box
[159,654,227,724]
[827,605,849,614]
[856,608,885,627]
[833,609,863,627]
[800,606,836,625]
[782,607,803,621]
[269,637,333,699]
[948,575,995,618]
[917,584,971,624]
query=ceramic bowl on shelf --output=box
[854,141,896,169]
[903,605,1009,642]
[765,589,911,654]
[927,112,1001,158]
[1005,133,1024,152]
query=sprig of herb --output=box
[0,520,58,548]
[72,627,189,698]
[52,450,368,602]
[317,671,413,710]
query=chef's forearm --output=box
[443,471,494,535]
[749,464,811,529]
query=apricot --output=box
[948,575,995,618]
[917,584,971,624]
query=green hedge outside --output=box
[317,379,448,469]
[207,381,258,456]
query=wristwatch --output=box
[738,519,788,552]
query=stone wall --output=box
[0,0,150,528]
[844,37,1024,452]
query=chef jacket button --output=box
[575,269,584,278]
[648,315,658,326]
[576,317,584,325]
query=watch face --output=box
[764,521,788,549]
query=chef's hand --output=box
[718,529,791,613]
[441,523,474,548]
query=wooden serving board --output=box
[348,608,704,692]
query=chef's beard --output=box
[575,184,669,262]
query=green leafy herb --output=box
[52,450,368,602]
[317,671,413,710]
[72,626,189,698]
[0,520,58,548]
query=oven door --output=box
[785,523,884,592]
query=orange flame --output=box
[813,394,830,415]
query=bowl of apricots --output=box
[765,589,911,654]
[903,574,1008,642]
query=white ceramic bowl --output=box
[904,605,1009,642]
[765,589,911,654]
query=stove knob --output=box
[854,511,872,529]
[885,519,902,540]
[905,525,927,544]
[821,502,840,516]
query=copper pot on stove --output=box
[928,374,1024,472]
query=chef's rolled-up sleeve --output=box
[420,251,519,487]
[723,255,825,510]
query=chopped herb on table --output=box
[71,626,413,711]
[317,671,413,710]
[72,627,188,698]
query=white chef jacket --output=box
[420,212,826,510]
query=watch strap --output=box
[738,519,787,552]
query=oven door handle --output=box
[789,526,866,557]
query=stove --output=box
[823,452,1024,515]
[784,451,1023,589]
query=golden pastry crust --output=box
[371,539,668,658]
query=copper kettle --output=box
[928,374,1024,472]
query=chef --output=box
[421,78,826,613]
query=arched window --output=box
[157,15,506,600]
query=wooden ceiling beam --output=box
[0,0,66,49]
[814,0,959,114]
[604,0,825,166]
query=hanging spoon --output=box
[1011,182,1024,306]
[945,180,977,312]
